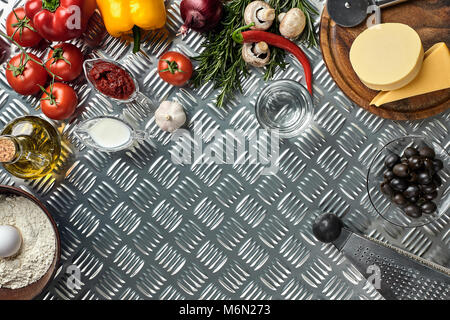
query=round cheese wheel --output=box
[350,23,424,91]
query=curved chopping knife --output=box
[327,0,410,27]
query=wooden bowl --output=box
[0,185,60,300]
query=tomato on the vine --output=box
[45,43,84,82]
[40,83,78,120]
[6,53,48,96]
[158,51,193,86]
[6,7,42,48]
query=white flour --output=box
[0,196,56,289]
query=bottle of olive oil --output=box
[0,116,61,179]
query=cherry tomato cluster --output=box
[4,6,195,120]
[4,7,84,120]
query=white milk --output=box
[87,118,132,149]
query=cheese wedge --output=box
[350,23,424,91]
[371,43,450,106]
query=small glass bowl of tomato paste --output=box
[83,58,157,108]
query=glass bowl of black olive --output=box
[367,136,449,228]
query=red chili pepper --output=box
[232,23,313,95]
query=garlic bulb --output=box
[155,100,186,133]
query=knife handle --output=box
[375,0,409,8]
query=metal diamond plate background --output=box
[0,0,448,300]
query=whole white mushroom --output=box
[279,8,306,40]
[155,100,187,133]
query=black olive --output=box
[432,159,443,172]
[384,154,400,169]
[393,163,409,177]
[407,156,423,171]
[421,201,437,214]
[423,158,434,173]
[403,185,420,199]
[312,213,343,243]
[433,174,442,187]
[409,196,419,203]
[409,172,418,183]
[417,171,432,185]
[390,178,408,192]
[421,183,437,194]
[383,170,395,181]
[393,193,408,207]
[380,182,395,197]
[403,147,419,158]
[424,191,438,200]
[403,204,422,218]
[419,146,435,159]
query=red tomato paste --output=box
[88,61,135,100]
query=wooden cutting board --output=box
[319,0,450,120]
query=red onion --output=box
[179,0,224,35]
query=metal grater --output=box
[333,228,450,300]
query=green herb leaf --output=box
[192,0,318,108]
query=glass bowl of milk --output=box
[74,116,147,152]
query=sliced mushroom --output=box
[244,1,276,31]
[242,42,271,67]
[279,8,306,40]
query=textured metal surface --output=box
[0,0,448,300]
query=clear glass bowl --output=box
[367,136,450,228]
[255,80,313,139]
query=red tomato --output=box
[40,83,78,120]
[45,43,84,82]
[158,52,193,86]
[6,53,48,95]
[6,7,42,47]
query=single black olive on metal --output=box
[421,201,437,214]
[384,154,400,169]
[393,193,408,207]
[312,213,343,243]
[403,185,420,199]
[403,204,422,218]
[384,170,395,181]
[433,174,442,187]
[380,182,395,197]
[404,147,418,158]
[421,183,437,194]
[417,171,433,185]
[407,156,422,171]
[392,163,409,177]
[424,191,438,200]
[432,159,443,172]
[419,146,435,159]
[390,178,408,191]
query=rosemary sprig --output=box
[192,0,318,107]
[192,0,252,107]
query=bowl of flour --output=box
[0,186,60,300]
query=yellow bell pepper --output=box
[96,0,167,53]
